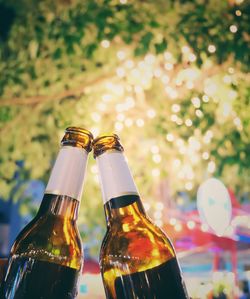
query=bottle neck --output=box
[96,151,139,204]
[96,151,143,226]
[38,194,79,221]
[41,146,88,220]
[45,146,88,201]
[104,194,146,227]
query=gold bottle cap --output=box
[92,134,124,158]
[61,127,93,152]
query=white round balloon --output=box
[197,178,232,236]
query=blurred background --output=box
[0,0,249,298]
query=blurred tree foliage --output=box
[0,0,249,251]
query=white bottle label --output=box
[96,151,139,204]
[45,147,88,201]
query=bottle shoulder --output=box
[100,216,175,272]
[11,214,82,268]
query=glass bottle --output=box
[93,134,189,299]
[0,127,93,299]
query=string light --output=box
[208,44,216,53]
[202,152,209,160]
[185,119,193,127]
[166,133,174,142]
[191,97,201,108]
[136,118,145,127]
[147,109,156,118]
[116,67,126,78]
[235,10,242,16]
[117,113,125,121]
[152,154,161,163]
[154,211,162,220]
[124,118,133,127]
[207,161,216,173]
[230,25,238,33]
[155,220,163,227]
[164,51,172,60]
[101,40,110,48]
[152,168,160,177]
[117,50,126,60]
[201,223,209,232]
[156,202,164,210]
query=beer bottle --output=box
[0,127,93,299]
[93,134,189,299]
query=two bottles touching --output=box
[0,128,189,299]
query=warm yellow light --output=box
[230,25,238,33]
[235,10,242,16]
[195,109,203,118]
[125,60,134,68]
[101,40,110,48]
[115,122,124,131]
[116,67,125,78]
[166,133,174,142]
[162,75,170,84]
[171,114,178,122]
[181,46,190,53]
[188,53,196,62]
[170,218,177,225]
[174,223,182,232]
[117,50,126,60]
[156,202,164,210]
[164,62,173,71]
[164,51,172,60]
[202,152,209,160]
[124,118,133,127]
[171,104,180,113]
[152,168,160,177]
[147,109,156,118]
[208,44,216,53]
[191,97,201,108]
[202,95,209,102]
[120,0,127,4]
[136,118,145,127]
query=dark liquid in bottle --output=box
[107,258,188,299]
[0,257,79,299]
